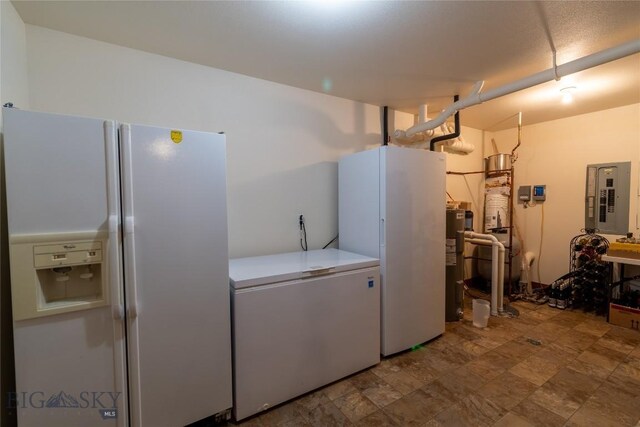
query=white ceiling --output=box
[12,0,640,130]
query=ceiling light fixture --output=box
[560,86,577,104]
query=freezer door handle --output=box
[380,218,385,246]
[302,267,335,277]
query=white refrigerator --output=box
[339,146,446,356]
[3,108,232,427]
[230,249,380,421]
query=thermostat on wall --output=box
[533,185,546,201]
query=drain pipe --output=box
[465,231,505,316]
[466,238,505,315]
[430,95,460,151]
[399,38,640,136]
[466,236,505,315]
[382,106,389,146]
[521,251,536,295]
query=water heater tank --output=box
[445,209,465,322]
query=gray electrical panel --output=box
[518,185,531,202]
[585,162,631,235]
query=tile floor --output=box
[232,297,640,426]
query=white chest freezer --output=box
[230,249,380,421]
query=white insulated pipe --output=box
[466,238,500,315]
[446,139,475,154]
[465,231,505,316]
[418,104,428,123]
[393,128,433,144]
[497,245,505,311]
[522,251,536,294]
[394,123,474,153]
[401,39,640,137]
[444,124,474,153]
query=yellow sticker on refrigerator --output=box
[171,130,183,144]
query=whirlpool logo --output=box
[8,390,120,420]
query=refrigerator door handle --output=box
[109,215,124,320]
[121,124,140,324]
[380,218,385,246]
[113,304,125,320]
[124,215,140,319]
[105,121,125,322]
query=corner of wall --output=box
[1,0,30,113]
[0,2,27,425]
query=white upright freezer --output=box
[230,249,380,421]
[339,146,446,356]
[3,107,232,427]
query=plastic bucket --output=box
[472,299,491,328]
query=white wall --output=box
[24,25,392,258]
[489,104,640,284]
[1,2,29,425]
[1,1,29,110]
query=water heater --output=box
[445,209,465,321]
[484,154,512,232]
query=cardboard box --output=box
[609,303,640,331]
[445,201,472,211]
[607,242,640,260]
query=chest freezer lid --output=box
[229,248,379,289]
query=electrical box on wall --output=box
[518,186,531,202]
[533,185,546,201]
[585,162,631,235]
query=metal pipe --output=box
[507,166,514,296]
[447,170,487,175]
[511,112,522,159]
[382,106,389,146]
[430,95,460,151]
[399,38,640,136]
